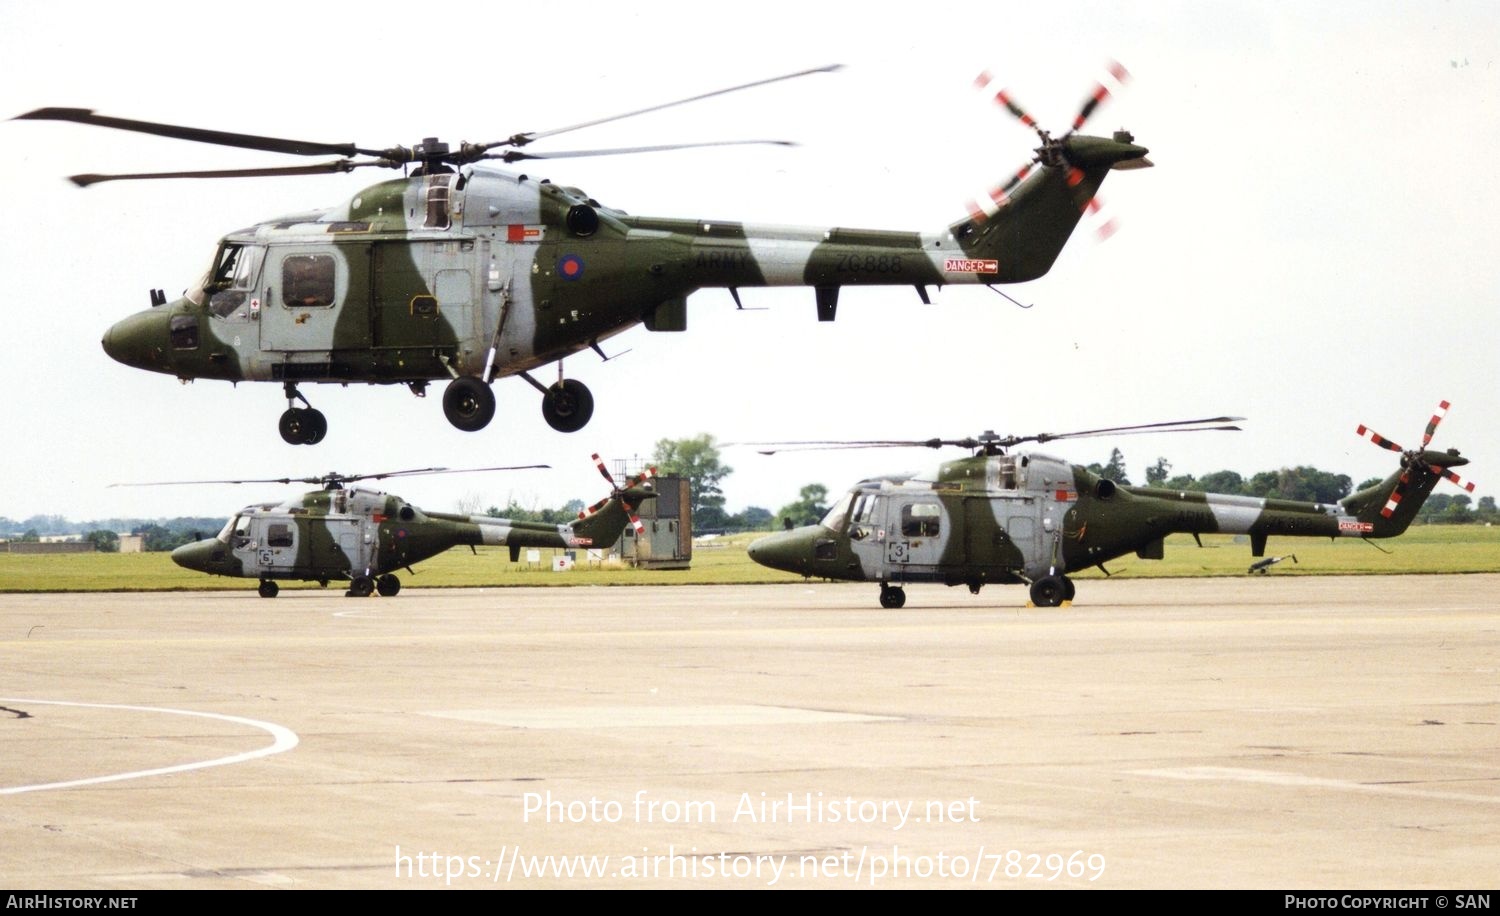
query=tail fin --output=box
[1341,449,1468,537]
[952,133,1151,282]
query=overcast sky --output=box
[2,2,1496,524]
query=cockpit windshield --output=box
[215,515,241,543]
[204,243,265,318]
[819,491,856,533]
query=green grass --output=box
[1,526,1496,593]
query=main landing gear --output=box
[1028,574,1076,608]
[441,373,595,433]
[278,382,326,445]
[344,573,401,598]
[518,371,594,433]
[277,371,599,440]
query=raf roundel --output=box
[557,254,585,281]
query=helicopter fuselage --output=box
[170,479,652,597]
[748,447,1466,608]
[100,132,1147,442]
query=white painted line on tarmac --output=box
[1133,765,1500,806]
[0,697,299,795]
[427,704,899,729]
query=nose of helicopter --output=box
[747,528,815,574]
[171,539,217,573]
[102,308,172,372]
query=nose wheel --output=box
[278,383,327,445]
[879,583,906,609]
[442,377,496,432]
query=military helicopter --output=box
[745,403,1477,608]
[130,459,655,597]
[14,64,1150,444]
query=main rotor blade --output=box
[493,139,794,163]
[109,465,548,487]
[107,475,351,488]
[1027,424,1242,445]
[496,64,843,148]
[13,108,388,158]
[68,159,382,188]
[1020,416,1246,445]
[350,464,552,482]
[728,439,976,455]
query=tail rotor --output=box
[966,60,1136,237]
[1356,400,1477,518]
[581,453,656,534]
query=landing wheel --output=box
[1029,575,1067,608]
[1062,577,1076,601]
[347,575,375,598]
[442,377,496,432]
[278,408,328,445]
[879,584,906,609]
[541,378,594,433]
[258,580,279,599]
[376,574,401,597]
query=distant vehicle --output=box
[747,404,1476,608]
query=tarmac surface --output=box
[1,575,1496,889]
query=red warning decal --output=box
[944,258,999,273]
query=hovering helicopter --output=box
[142,459,655,597]
[745,403,1477,608]
[14,64,1150,444]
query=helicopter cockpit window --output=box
[266,523,294,549]
[227,515,253,549]
[819,491,855,534]
[215,516,237,544]
[900,503,942,538]
[208,244,265,319]
[282,255,336,308]
[850,493,869,524]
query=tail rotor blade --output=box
[1434,466,1477,494]
[1069,61,1131,135]
[591,452,617,489]
[1356,424,1405,453]
[1380,472,1412,519]
[1422,399,1451,448]
[973,72,1042,135]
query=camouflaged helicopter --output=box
[15,64,1150,444]
[746,404,1477,608]
[139,459,655,597]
